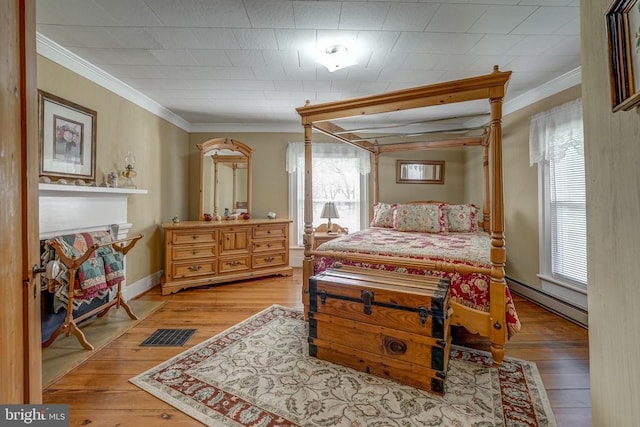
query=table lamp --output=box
[320,202,339,231]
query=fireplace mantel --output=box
[39,183,147,240]
[39,183,147,197]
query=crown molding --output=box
[504,67,582,115]
[36,33,190,132]
[189,122,302,134]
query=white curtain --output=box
[529,98,583,166]
[286,142,371,174]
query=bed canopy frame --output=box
[296,66,512,364]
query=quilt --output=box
[41,231,124,312]
[315,227,521,337]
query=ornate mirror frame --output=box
[196,138,253,220]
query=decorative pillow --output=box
[393,203,446,233]
[370,202,397,228]
[447,204,479,232]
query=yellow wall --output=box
[37,56,190,284]
[376,150,465,205]
[465,86,582,287]
[188,132,465,226]
[582,1,640,424]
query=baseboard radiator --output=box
[506,276,588,328]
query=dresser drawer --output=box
[252,252,287,269]
[171,259,217,280]
[252,239,286,253]
[172,244,216,260]
[171,230,217,245]
[218,256,251,274]
[253,224,287,239]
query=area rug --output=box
[130,305,556,427]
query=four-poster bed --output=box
[296,66,518,365]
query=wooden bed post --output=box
[482,141,491,231]
[302,121,314,318]
[489,94,507,366]
[213,158,219,217]
[372,149,380,205]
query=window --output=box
[530,98,587,309]
[287,142,369,246]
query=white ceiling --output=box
[35,0,581,132]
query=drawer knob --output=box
[264,256,274,262]
[188,265,202,272]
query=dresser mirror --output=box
[197,138,253,220]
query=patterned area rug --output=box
[130,305,556,427]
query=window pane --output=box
[292,153,366,246]
[550,145,587,286]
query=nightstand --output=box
[313,223,348,249]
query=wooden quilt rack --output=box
[42,233,143,350]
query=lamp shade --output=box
[320,202,339,219]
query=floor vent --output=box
[140,328,196,347]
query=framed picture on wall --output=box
[605,0,640,111]
[38,90,97,182]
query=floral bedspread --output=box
[315,228,521,337]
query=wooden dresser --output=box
[161,219,293,295]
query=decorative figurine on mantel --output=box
[120,151,137,189]
[106,170,118,188]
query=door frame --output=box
[0,0,42,403]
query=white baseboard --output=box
[506,276,588,328]
[124,270,162,300]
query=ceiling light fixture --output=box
[316,45,357,73]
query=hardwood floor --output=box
[42,269,590,426]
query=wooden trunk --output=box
[308,266,451,395]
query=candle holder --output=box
[121,151,137,188]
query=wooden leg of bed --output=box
[491,343,504,366]
[303,257,314,321]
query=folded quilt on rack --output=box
[41,231,125,312]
